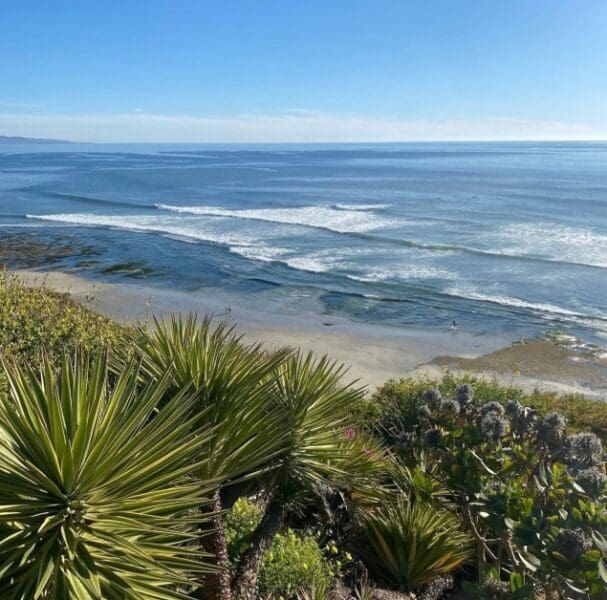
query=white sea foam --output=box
[156,203,392,233]
[446,287,587,318]
[229,245,290,263]
[333,203,391,211]
[283,256,331,273]
[26,213,260,248]
[348,264,457,283]
[26,212,336,273]
[446,287,607,334]
[490,223,607,269]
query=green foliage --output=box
[4,273,607,598]
[360,498,473,590]
[226,498,333,599]
[526,389,607,444]
[261,529,333,599]
[385,382,607,597]
[0,352,210,599]
[366,372,607,444]
[225,497,264,563]
[0,271,127,368]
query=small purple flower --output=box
[344,427,356,440]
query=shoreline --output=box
[12,268,607,398]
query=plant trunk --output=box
[232,499,285,600]
[198,489,232,600]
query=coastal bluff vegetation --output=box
[0,270,606,600]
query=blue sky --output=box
[1,1,606,142]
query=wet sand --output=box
[12,269,607,398]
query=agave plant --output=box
[233,352,384,598]
[133,315,291,600]
[0,353,210,599]
[361,499,472,590]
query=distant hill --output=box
[0,135,73,144]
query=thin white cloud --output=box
[0,110,604,143]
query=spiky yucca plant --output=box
[0,353,210,599]
[361,499,472,590]
[134,315,289,486]
[134,315,290,600]
[234,352,384,598]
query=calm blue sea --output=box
[1,141,607,352]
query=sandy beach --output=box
[11,268,607,399]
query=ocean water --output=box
[1,141,607,351]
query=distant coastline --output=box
[0,135,73,144]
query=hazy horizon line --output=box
[3,136,607,145]
[1,110,605,144]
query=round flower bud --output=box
[575,468,607,498]
[480,578,510,600]
[480,401,505,417]
[536,412,566,447]
[454,383,474,407]
[423,388,443,410]
[565,432,603,467]
[439,398,460,418]
[417,404,432,421]
[504,399,523,419]
[480,412,508,440]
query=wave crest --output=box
[156,203,393,233]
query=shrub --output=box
[366,372,607,444]
[261,529,333,599]
[226,498,333,599]
[388,383,607,597]
[359,498,472,590]
[225,497,264,564]
[0,270,127,369]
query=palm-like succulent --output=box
[133,315,291,600]
[233,353,384,597]
[0,353,210,599]
[271,352,381,497]
[134,315,290,485]
[361,499,472,590]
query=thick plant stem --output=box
[213,489,233,600]
[232,499,285,600]
[199,489,232,600]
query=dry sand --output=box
[12,269,607,399]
